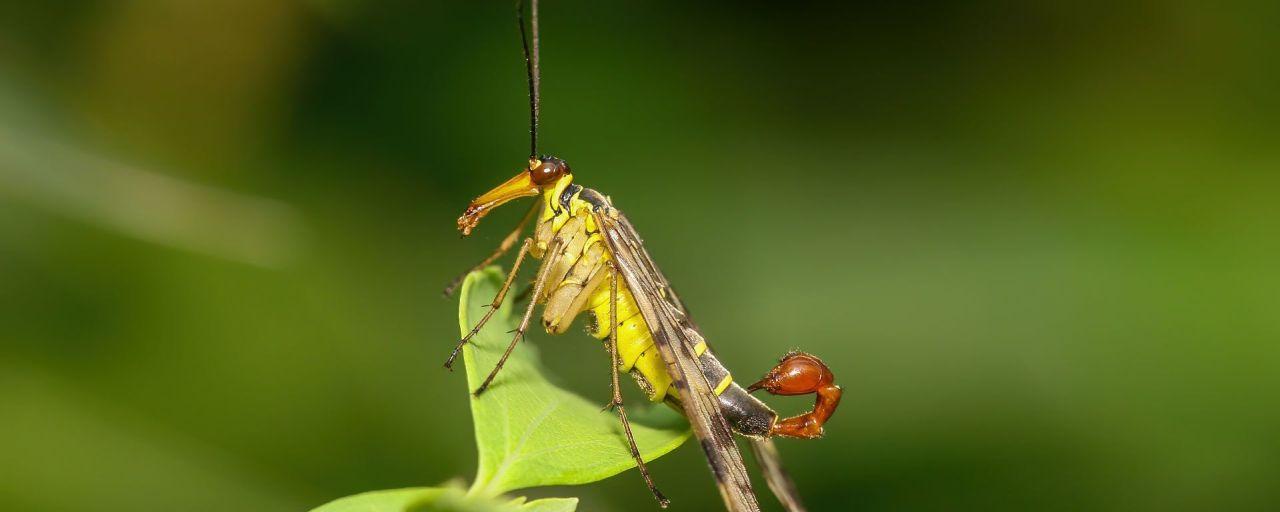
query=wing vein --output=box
[592,205,761,512]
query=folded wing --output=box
[593,206,761,512]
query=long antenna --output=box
[517,0,540,158]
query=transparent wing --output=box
[593,206,761,512]
[750,438,807,512]
[592,198,806,511]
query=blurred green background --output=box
[2,1,1277,511]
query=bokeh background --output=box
[2,1,1277,511]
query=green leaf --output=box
[310,487,442,512]
[458,267,690,497]
[309,486,577,512]
[516,498,578,512]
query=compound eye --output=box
[529,159,564,186]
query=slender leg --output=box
[474,239,561,396]
[443,201,540,297]
[444,238,533,370]
[603,262,669,508]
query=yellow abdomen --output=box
[585,280,676,401]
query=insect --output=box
[445,2,842,511]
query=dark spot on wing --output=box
[701,439,727,482]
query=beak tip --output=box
[454,171,539,235]
[457,214,479,236]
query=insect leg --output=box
[445,237,533,370]
[473,238,561,396]
[443,201,540,297]
[603,261,669,508]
